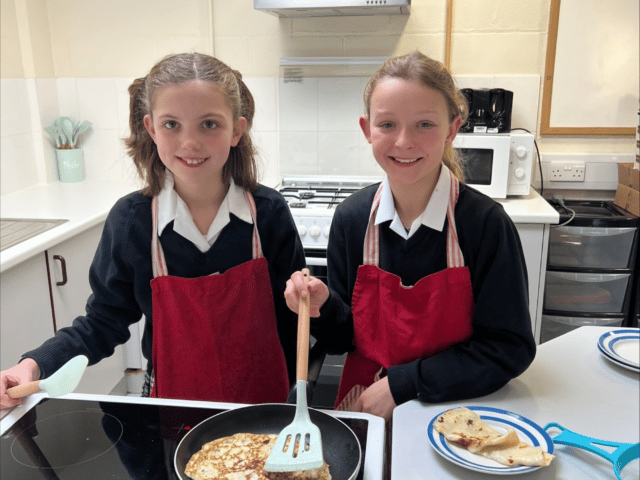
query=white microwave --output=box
[453,131,535,198]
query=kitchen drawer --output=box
[548,226,637,269]
[539,314,623,344]
[544,271,631,313]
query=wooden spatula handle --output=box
[7,380,42,399]
[296,268,311,381]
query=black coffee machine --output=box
[460,88,513,134]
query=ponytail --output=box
[224,71,258,191]
[124,77,165,196]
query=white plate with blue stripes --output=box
[427,406,554,475]
[598,328,640,372]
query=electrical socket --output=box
[550,161,586,182]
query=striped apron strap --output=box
[151,196,168,278]
[244,191,263,259]
[362,184,384,266]
[362,175,465,268]
[445,174,465,268]
[151,191,263,279]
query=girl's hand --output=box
[284,270,329,317]
[353,377,397,421]
[1,359,40,410]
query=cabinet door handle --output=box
[53,255,68,286]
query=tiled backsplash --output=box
[1,77,281,195]
[1,72,549,195]
[278,73,541,177]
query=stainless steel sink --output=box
[1,218,69,251]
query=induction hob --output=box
[1,394,384,480]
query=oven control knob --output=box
[515,145,528,158]
[309,225,321,238]
[323,226,331,238]
[297,225,307,237]
[514,167,526,179]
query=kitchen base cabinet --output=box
[0,254,55,371]
[514,223,550,344]
[1,223,127,395]
[49,224,126,395]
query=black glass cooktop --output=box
[1,398,368,479]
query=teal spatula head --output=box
[39,355,89,397]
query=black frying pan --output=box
[174,403,361,480]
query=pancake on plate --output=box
[185,433,331,480]
[433,407,554,467]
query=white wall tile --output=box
[55,78,81,121]
[1,79,28,137]
[1,134,39,195]
[81,129,130,182]
[76,78,119,130]
[253,131,279,187]
[36,79,61,131]
[114,77,134,135]
[318,131,362,175]
[244,77,277,133]
[13,80,33,136]
[317,77,362,133]
[358,136,383,177]
[279,78,317,132]
[279,131,318,174]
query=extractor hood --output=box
[254,0,410,17]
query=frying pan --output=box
[174,403,361,479]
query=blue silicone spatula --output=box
[7,355,89,399]
[264,269,324,473]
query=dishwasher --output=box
[541,198,640,343]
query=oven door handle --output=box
[305,256,327,267]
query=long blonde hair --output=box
[124,53,258,196]
[363,51,469,182]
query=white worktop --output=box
[1,180,557,273]
[391,326,640,480]
[1,179,142,273]
[495,188,559,224]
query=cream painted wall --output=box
[0,0,25,78]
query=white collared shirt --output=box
[156,172,253,252]
[375,165,452,239]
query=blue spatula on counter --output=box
[544,423,639,480]
[7,355,88,399]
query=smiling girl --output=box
[1,53,304,408]
[285,51,536,421]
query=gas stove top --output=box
[1,394,384,480]
[279,176,382,249]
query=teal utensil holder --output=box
[56,148,84,183]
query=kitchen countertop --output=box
[0,179,142,273]
[495,188,559,224]
[391,326,640,480]
[0,180,558,273]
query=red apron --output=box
[148,193,290,403]
[335,174,474,410]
